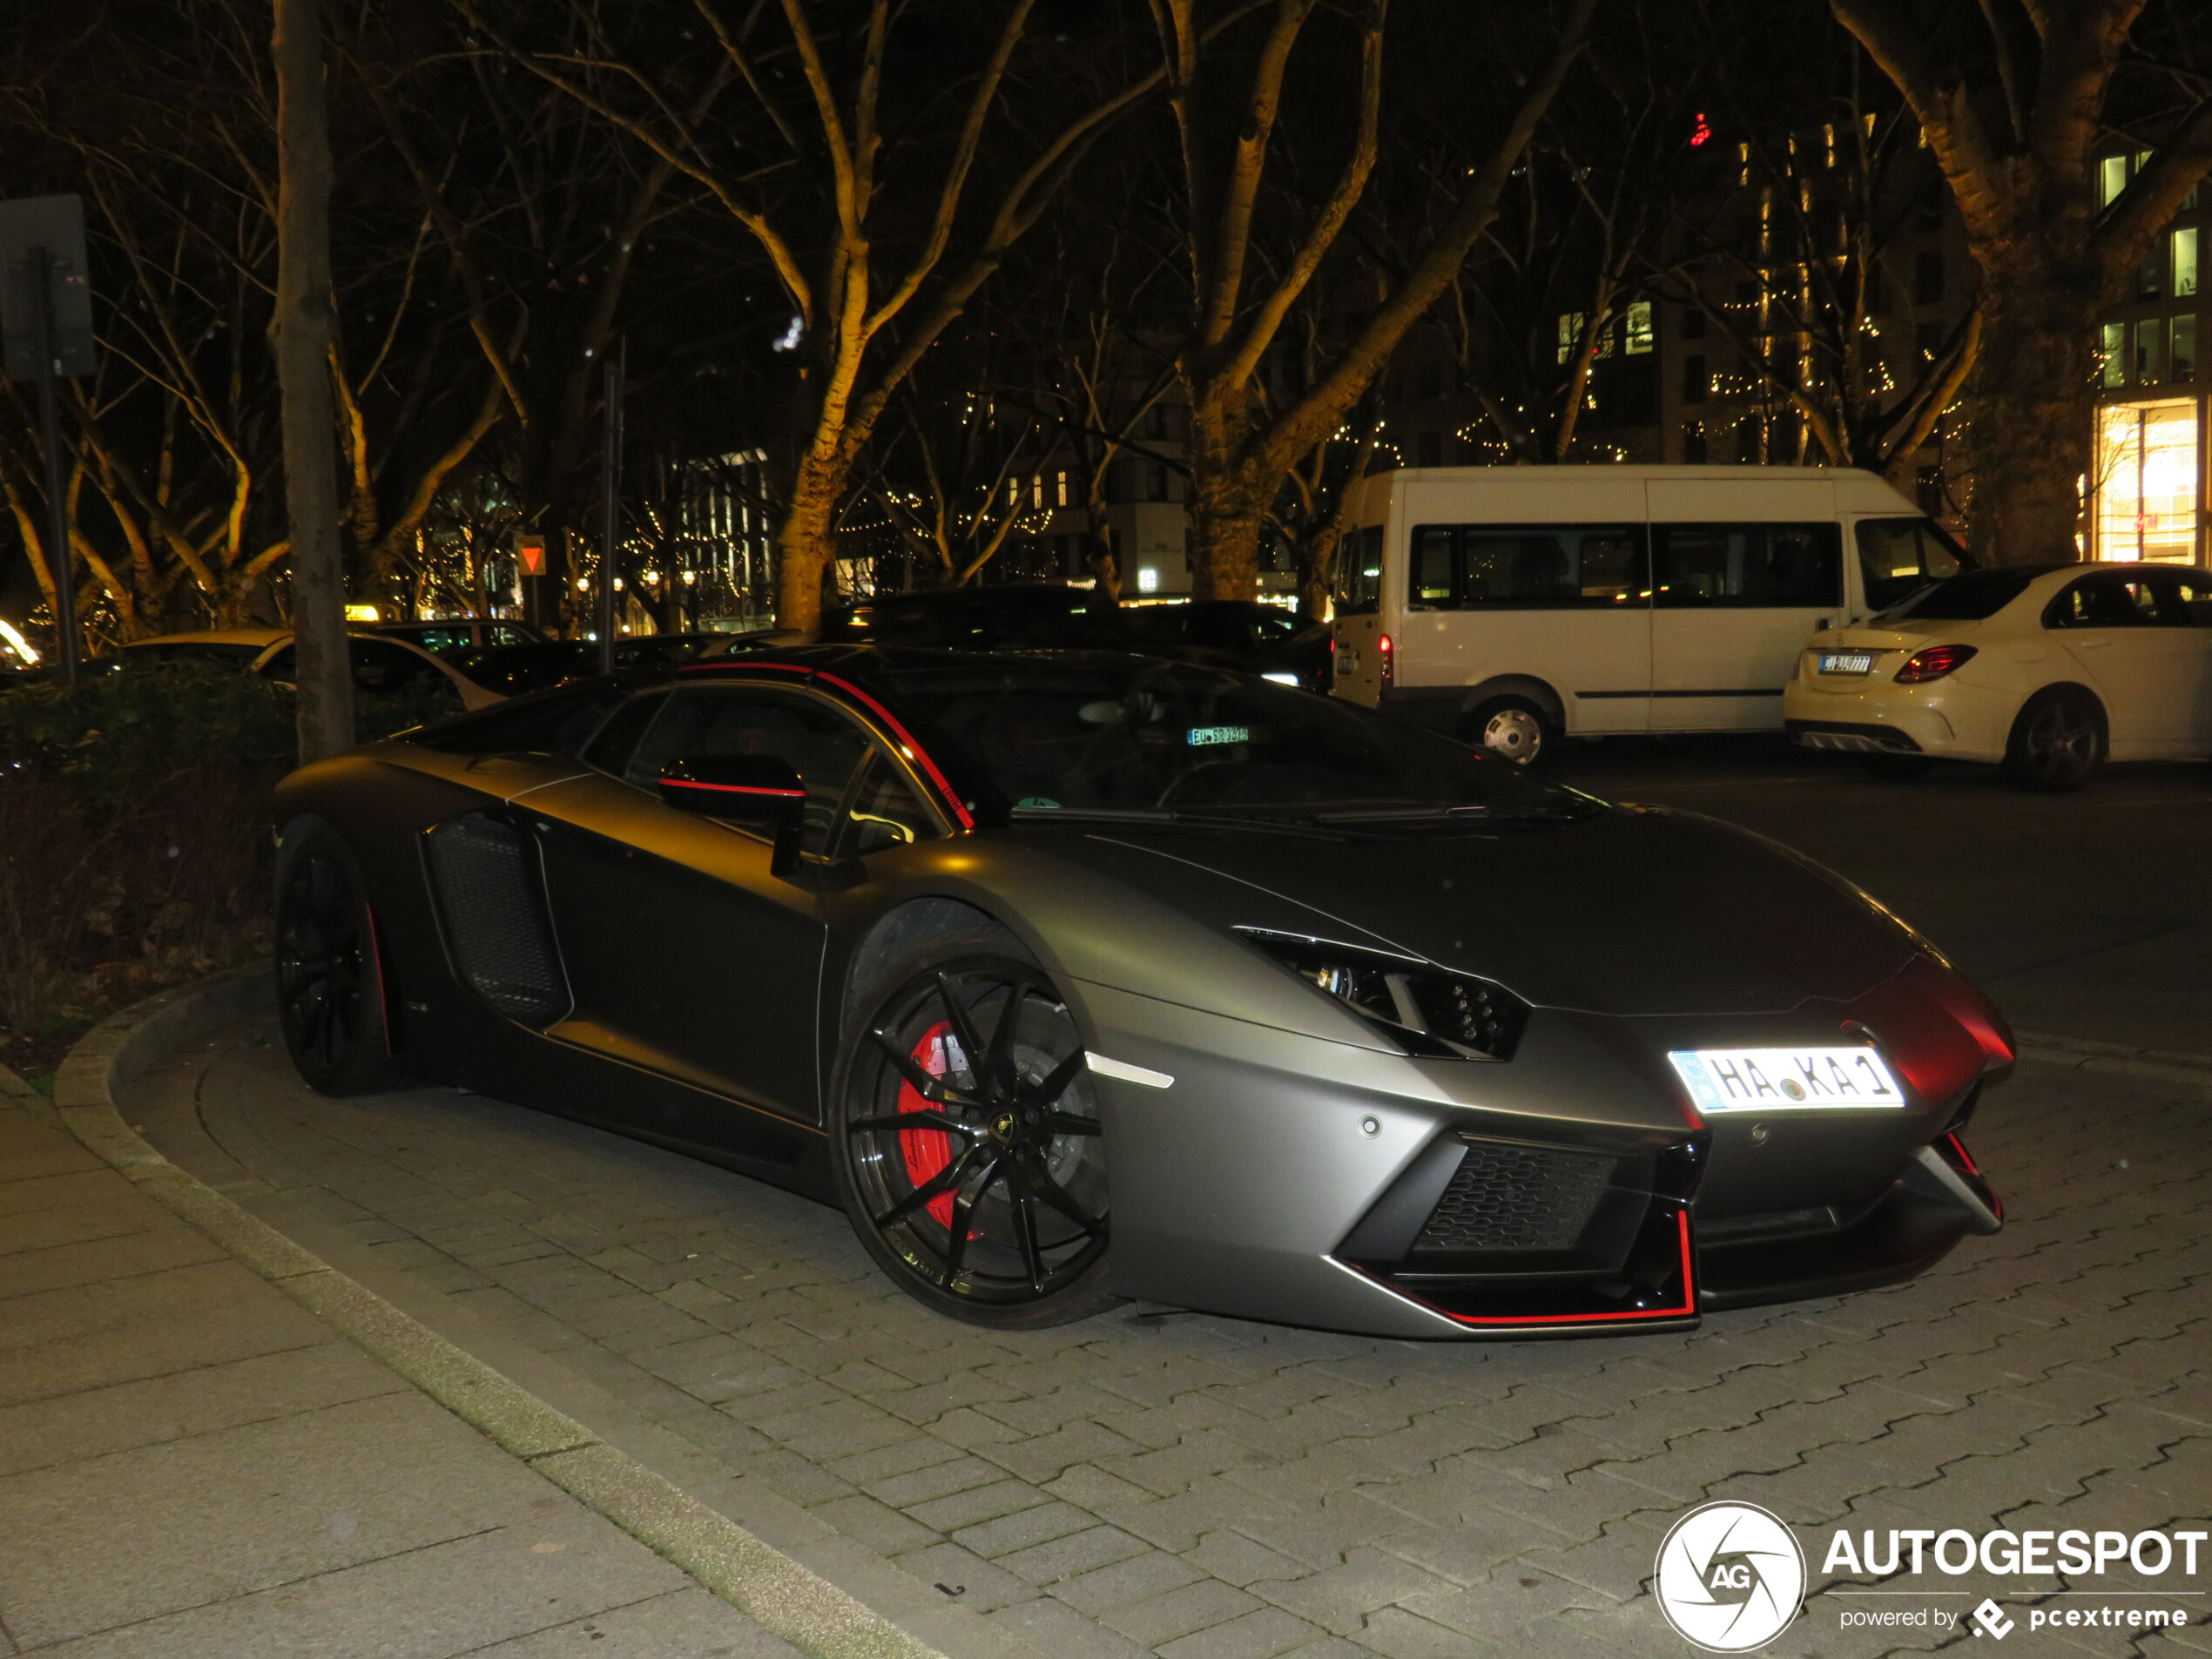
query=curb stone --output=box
[30,963,954,1659]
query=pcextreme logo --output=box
[1654,1501,1808,1652]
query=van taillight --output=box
[1378,633,1394,688]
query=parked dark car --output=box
[826,585,1331,688]
[273,645,2012,1338]
[1118,600,1332,690]
[451,632,722,697]
[363,619,541,659]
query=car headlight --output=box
[1236,927,1527,1060]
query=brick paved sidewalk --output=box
[130,1019,2212,1659]
[0,1068,799,1658]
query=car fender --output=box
[817,837,1400,1076]
[1457,674,1566,734]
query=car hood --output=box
[1042,806,1919,1018]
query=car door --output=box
[2044,571,2176,750]
[1446,523,1654,733]
[519,681,874,1122]
[2149,569,2212,746]
[1649,523,1844,731]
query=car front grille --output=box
[426,814,570,1024]
[1413,1139,1616,1253]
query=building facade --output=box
[2092,152,2205,564]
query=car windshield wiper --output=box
[1007,805,1352,840]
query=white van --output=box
[1328,465,1967,762]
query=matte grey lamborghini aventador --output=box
[271,646,2011,1337]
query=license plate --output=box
[1819,651,1876,675]
[1668,1047,1905,1112]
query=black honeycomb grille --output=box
[427,815,570,1023]
[1414,1140,1615,1253]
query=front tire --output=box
[273,819,407,1096]
[1463,695,1554,766]
[830,925,1116,1329]
[2002,688,2105,792]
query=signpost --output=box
[515,528,562,633]
[597,341,625,676]
[0,194,94,685]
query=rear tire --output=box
[2001,688,2105,792]
[1463,695,1555,767]
[829,920,1117,1330]
[273,819,408,1096]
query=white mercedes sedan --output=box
[1784,563,2212,790]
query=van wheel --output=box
[2002,688,2105,792]
[1464,697,1554,766]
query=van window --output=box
[1413,525,1649,609]
[1855,518,1968,611]
[1335,525,1384,615]
[1652,523,1841,608]
[1410,528,1456,609]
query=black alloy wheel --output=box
[2002,688,2105,792]
[833,952,1113,1328]
[273,822,406,1096]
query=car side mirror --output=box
[658,754,806,873]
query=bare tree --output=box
[1652,97,1980,488]
[482,0,1192,631]
[1151,0,1598,600]
[1831,0,2212,563]
[861,376,1046,589]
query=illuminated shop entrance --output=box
[2093,398,2202,563]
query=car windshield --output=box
[1877,566,2056,622]
[875,658,1595,824]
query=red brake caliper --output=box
[897,1021,959,1227]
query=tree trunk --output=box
[271,0,354,762]
[1185,388,1268,600]
[1187,479,1268,601]
[775,461,840,633]
[1959,269,2098,566]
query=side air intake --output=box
[425,814,570,1024]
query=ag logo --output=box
[1654,1501,1807,1652]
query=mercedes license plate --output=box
[1819,651,1877,675]
[1668,1047,1905,1112]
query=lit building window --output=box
[1556,312,1585,365]
[2175,227,2199,298]
[1623,300,1655,355]
[2101,154,2129,207]
[1136,567,1159,593]
[2136,317,2164,384]
[2101,321,2126,388]
[2094,401,2199,563]
[2175,314,2198,380]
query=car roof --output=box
[124,629,289,648]
[666,641,1204,690]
